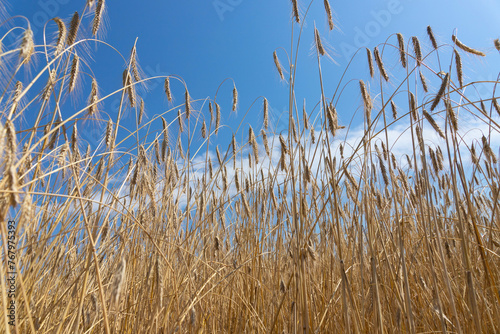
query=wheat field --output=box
[1,1,500,333]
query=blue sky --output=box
[7,0,500,158]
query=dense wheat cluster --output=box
[1,1,499,333]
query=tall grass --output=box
[1,1,500,333]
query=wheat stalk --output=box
[19,28,34,64]
[431,73,449,111]
[165,77,173,102]
[454,50,464,87]
[373,46,389,81]
[67,12,80,46]
[323,0,334,30]
[452,35,485,56]
[68,53,80,93]
[92,0,105,36]
[359,80,372,126]
[53,18,67,56]
[412,36,422,66]
[366,48,374,78]
[396,33,406,68]
[273,51,285,80]
[232,84,238,112]
[427,26,438,49]
[291,0,300,23]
